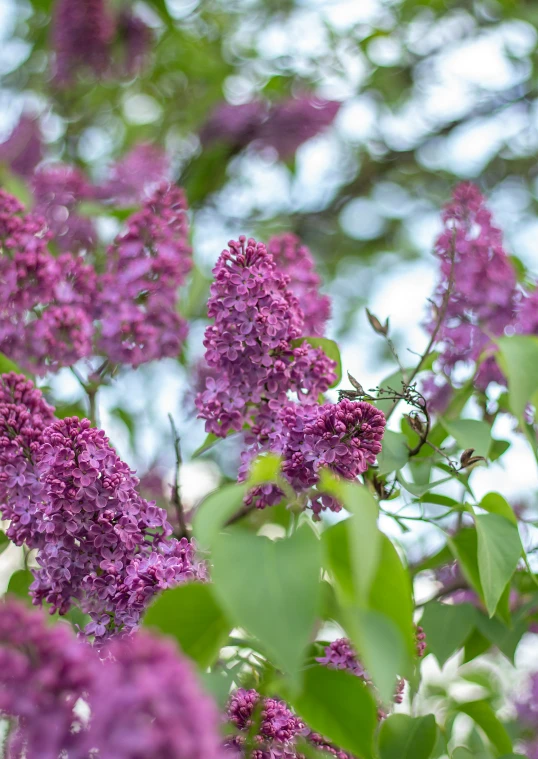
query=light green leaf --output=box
[440,418,491,458]
[497,335,538,422]
[288,665,377,759]
[475,514,522,616]
[448,528,484,598]
[378,714,437,759]
[143,583,230,668]
[192,482,249,551]
[292,337,342,387]
[479,493,517,526]
[192,432,222,458]
[377,430,409,475]
[319,473,380,602]
[451,749,473,759]
[420,602,477,667]
[211,525,322,684]
[397,473,453,497]
[457,700,512,755]
[248,453,283,485]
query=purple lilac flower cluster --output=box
[201,95,340,158]
[0,374,204,641]
[196,236,336,438]
[0,373,56,547]
[0,600,94,759]
[268,233,331,337]
[424,182,518,397]
[0,183,192,372]
[0,190,98,374]
[96,143,169,206]
[98,183,191,366]
[51,0,152,84]
[0,600,224,759]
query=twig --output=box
[385,229,457,423]
[416,580,469,608]
[225,502,255,527]
[69,367,98,426]
[168,414,189,540]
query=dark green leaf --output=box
[378,714,437,759]
[420,602,477,667]
[475,514,522,616]
[7,569,33,601]
[457,700,512,755]
[288,665,377,759]
[143,583,230,668]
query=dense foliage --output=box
[2,0,538,758]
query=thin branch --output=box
[225,502,255,527]
[168,414,189,540]
[416,580,469,608]
[385,230,457,423]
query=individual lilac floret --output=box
[98,183,192,367]
[51,0,114,83]
[196,236,336,437]
[268,233,331,336]
[258,95,340,159]
[424,182,518,395]
[97,143,169,206]
[29,416,203,640]
[80,631,224,759]
[32,164,96,252]
[0,599,95,759]
[0,373,55,547]
[0,113,43,178]
[200,102,268,150]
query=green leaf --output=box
[474,609,528,663]
[378,714,437,759]
[7,569,33,600]
[211,525,322,684]
[397,473,453,497]
[479,493,517,526]
[376,430,409,475]
[448,528,483,598]
[419,602,477,667]
[248,453,283,485]
[451,750,473,759]
[292,337,342,388]
[192,482,249,551]
[440,418,491,458]
[288,665,377,759]
[457,700,512,755]
[143,583,230,668]
[0,352,24,375]
[497,335,538,423]
[110,407,136,448]
[0,531,8,550]
[192,432,221,458]
[319,474,380,602]
[475,514,522,616]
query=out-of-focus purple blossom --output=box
[0,114,43,178]
[51,0,115,83]
[0,373,55,547]
[98,183,192,367]
[0,189,98,373]
[515,288,538,336]
[317,638,369,680]
[424,182,518,396]
[0,599,94,759]
[79,631,224,759]
[32,164,96,252]
[420,374,453,416]
[268,233,330,336]
[26,415,204,640]
[515,672,538,758]
[258,95,340,159]
[200,102,268,150]
[116,7,153,76]
[96,144,169,206]
[196,236,336,438]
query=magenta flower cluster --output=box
[0,183,191,372]
[0,600,224,759]
[0,114,43,179]
[425,182,518,396]
[268,233,331,337]
[0,373,204,641]
[201,95,340,158]
[51,0,152,84]
[196,236,336,438]
[98,183,191,366]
